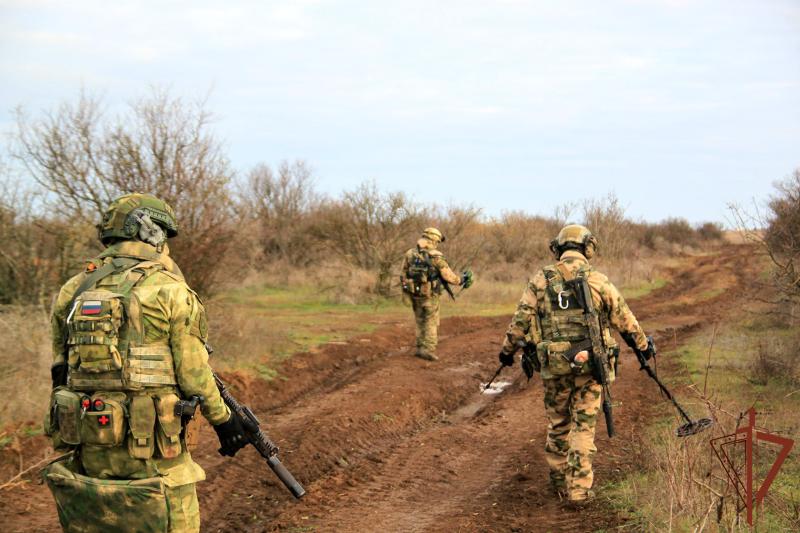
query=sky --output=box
[1,0,798,223]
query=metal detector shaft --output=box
[638,360,693,425]
[484,364,505,391]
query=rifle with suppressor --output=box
[571,274,615,438]
[175,370,306,499]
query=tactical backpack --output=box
[47,257,186,460]
[404,248,440,297]
[535,264,619,378]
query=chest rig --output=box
[405,248,440,296]
[65,258,179,392]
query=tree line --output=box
[1,89,732,304]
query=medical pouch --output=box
[79,392,126,446]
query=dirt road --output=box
[0,247,755,532]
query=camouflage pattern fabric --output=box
[543,374,602,500]
[501,250,648,373]
[412,294,441,354]
[499,249,649,501]
[43,456,200,533]
[47,239,230,530]
[401,237,462,356]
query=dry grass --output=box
[0,306,51,432]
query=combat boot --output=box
[415,348,439,361]
[563,490,595,510]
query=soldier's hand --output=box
[461,270,474,289]
[213,413,251,457]
[51,362,68,389]
[499,351,515,367]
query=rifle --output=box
[572,275,615,438]
[175,373,306,499]
[520,341,540,381]
[422,251,457,301]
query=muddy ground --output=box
[0,247,755,532]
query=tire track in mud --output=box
[0,247,757,533]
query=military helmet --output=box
[549,224,598,259]
[422,227,445,243]
[98,193,178,245]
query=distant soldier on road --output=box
[43,193,252,532]
[401,227,473,361]
[497,224,655,506]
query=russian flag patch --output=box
[81,301,103,315]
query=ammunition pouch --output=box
[42,455,169,533]
[46,387,82,449]
[536,340,594,377]
[46,389,187,460]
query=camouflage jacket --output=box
[400,238,462,297]
[501,250,648,378]
[50,240,230,485]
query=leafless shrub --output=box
[13,88,237,295]
[582,193,633,260]
[239,160,321,266]
[313,182,427,296]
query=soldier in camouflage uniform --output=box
[401,228,472,361]
[497,225,655,505]
[44,193,252,532]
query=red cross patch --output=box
[98,415,111,426]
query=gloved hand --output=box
[51,363,68,388]
[461,269,474,289]
[213,413,251,457]
[641,336,657,361]
[499,351,515,367]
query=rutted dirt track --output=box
[0,247,757,532]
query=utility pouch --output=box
[43,456,168,533]
[128,394,156,460]
[538,340,574,376]
[155,393,183,459]
[50,387,82,446]
[79,392,126,446]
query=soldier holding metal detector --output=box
[496,224,655,506]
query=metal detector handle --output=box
[638,359,693,425]
[483,364,505,391]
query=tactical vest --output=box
[66,259,179,391]
[405,248,440,297]
[536,264,616,377]
[48,257,186,461]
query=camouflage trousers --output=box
[411,294,440,354]
[542,374,602,501]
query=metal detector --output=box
[637,357,713,437]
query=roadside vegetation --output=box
[0,89,723,433]
[605,175,800,531]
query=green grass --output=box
[604,315,800,531]
[622,277,668,300]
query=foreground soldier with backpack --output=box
[43,193,253,532]
[400,227,473,361]
[497,224,656,507]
